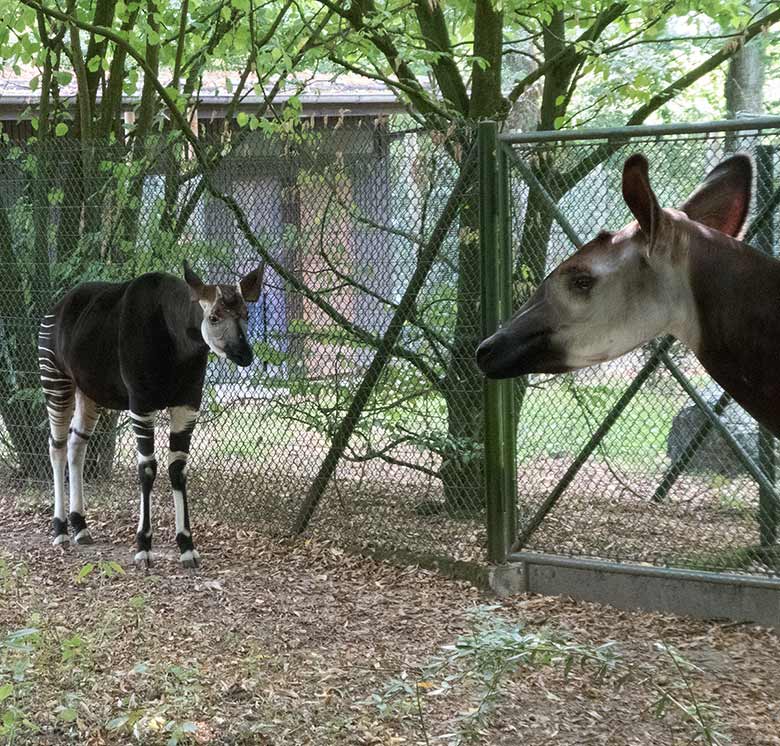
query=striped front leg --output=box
[168,406,200,569]
[130,410,157,567]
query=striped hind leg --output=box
[168,406,200,568]
[39,323,75,545]
[67,390,101,544]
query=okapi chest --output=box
[39,262,264,568]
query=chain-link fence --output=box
[502,120,780,576]
[0,119,490,565]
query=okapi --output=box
[477,152,780,438]
[39,261,265,567]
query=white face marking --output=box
[545,226,697,369]
[199,298,228,358]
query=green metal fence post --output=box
[756,144,778,546]
[497,139,518,551]
[479,120,514,563]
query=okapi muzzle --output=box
[476,285,571,377]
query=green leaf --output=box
[59,708,78,722]
[75,563,95,583]
[236,111,249,127]
[29,75,39,92]
[0,683,13,702]
[87,55,102,73]
[107,715,129,730]
[55,123,69,137]
[55,71,73,87]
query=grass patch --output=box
[519,380,685,465]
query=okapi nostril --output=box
[476,340,495,371]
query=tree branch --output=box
[555,7,780,197]
[413,0,469,114]
[507,2,628,107]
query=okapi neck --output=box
[688,236,780,437]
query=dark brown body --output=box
[689,235,780,436]
[45,274,208,413]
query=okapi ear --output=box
[183,260,210,302]
[680,153,752,238]
[622,153,661,251]
[239,263,266,302]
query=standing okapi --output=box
[477,151,780,438]
[38,261,265,567]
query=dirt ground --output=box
[1,494,779,746]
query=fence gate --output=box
[479,118,780,625]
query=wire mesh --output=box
[505,125,780,576]
[0,120,487,564]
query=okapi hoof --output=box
[134,550,153,569]
[69,512,92,545]
[179,549,200,569]
[74,530,94,545]
[52,517,70,547]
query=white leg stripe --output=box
[130,412,156,424]
[137,452,156,464]
[137,493,152,536]
[52,533,70,546]
[173,489,190,536]
[134,550,153,564]
[168,451,188,466]
[169,406,199,433]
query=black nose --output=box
[228,345,254,367]
[475,338,494,372]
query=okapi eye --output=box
[208,314,219,324]
[571,275,595,293]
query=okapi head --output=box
[476,152,753,378]
[183,260,266,367]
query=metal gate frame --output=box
[479,118,780,624]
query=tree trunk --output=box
[440,177,484,513]
[438,0,505,513]
[725,8,765,119]
[0,200,50,479]
[725,0,765,150]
